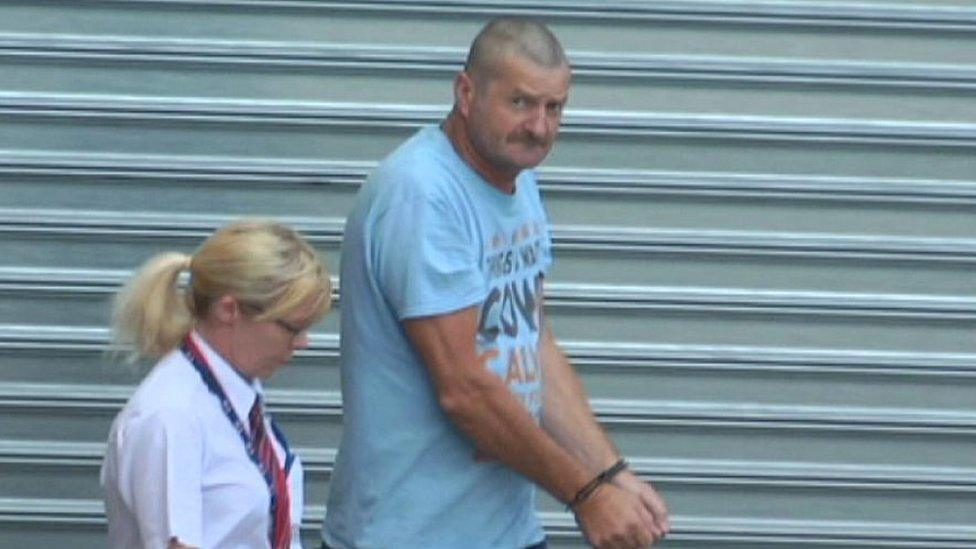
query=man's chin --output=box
[508,150,550,170]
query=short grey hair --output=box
[464,17,569,86]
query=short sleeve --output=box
[528,175,554,275]
[373,186,484,320]
[287,456,304,549]
[117,407,205,548]
[539,222,554,275]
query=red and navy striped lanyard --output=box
[180,335,295,517]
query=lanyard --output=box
[180,335,295,516]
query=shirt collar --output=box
[188,330,263,428]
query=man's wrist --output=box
[566,458,628,512]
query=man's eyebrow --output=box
[512,87,569,104]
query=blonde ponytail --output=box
[111,218,331,364]
[112,252,194,362]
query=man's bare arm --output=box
[405,306,663,548]
[404,306,590,503]
[539,324,618,470]
[539,323,671,541]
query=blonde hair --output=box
[112,219,332,361]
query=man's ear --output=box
[455,71,475,117]
[211,294,240,325]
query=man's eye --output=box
[512,97,526,108]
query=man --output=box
[323,17,670,549]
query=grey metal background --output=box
[1,1,975,547]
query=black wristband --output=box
[566,458,628,511]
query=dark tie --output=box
[249,395,292,549]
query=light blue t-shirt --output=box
[323,125,553,548]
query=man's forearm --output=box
[404,311,597,505]
[405,310,668,547]
[539,326,620,472]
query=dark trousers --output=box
[322,540,548,549]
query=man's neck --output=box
[442,111,517,194]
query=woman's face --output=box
[230,298,320,380]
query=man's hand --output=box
[573,481,664,548]
[614,470,670,541]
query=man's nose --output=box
[525,107,549,138]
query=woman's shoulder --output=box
[122,351,209,420]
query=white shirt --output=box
[101,331,304,549]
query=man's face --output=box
[463,55,571,175]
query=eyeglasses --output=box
[275,318,308,338]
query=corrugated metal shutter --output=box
[1,1,974,547]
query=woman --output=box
[101,219,332,549]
